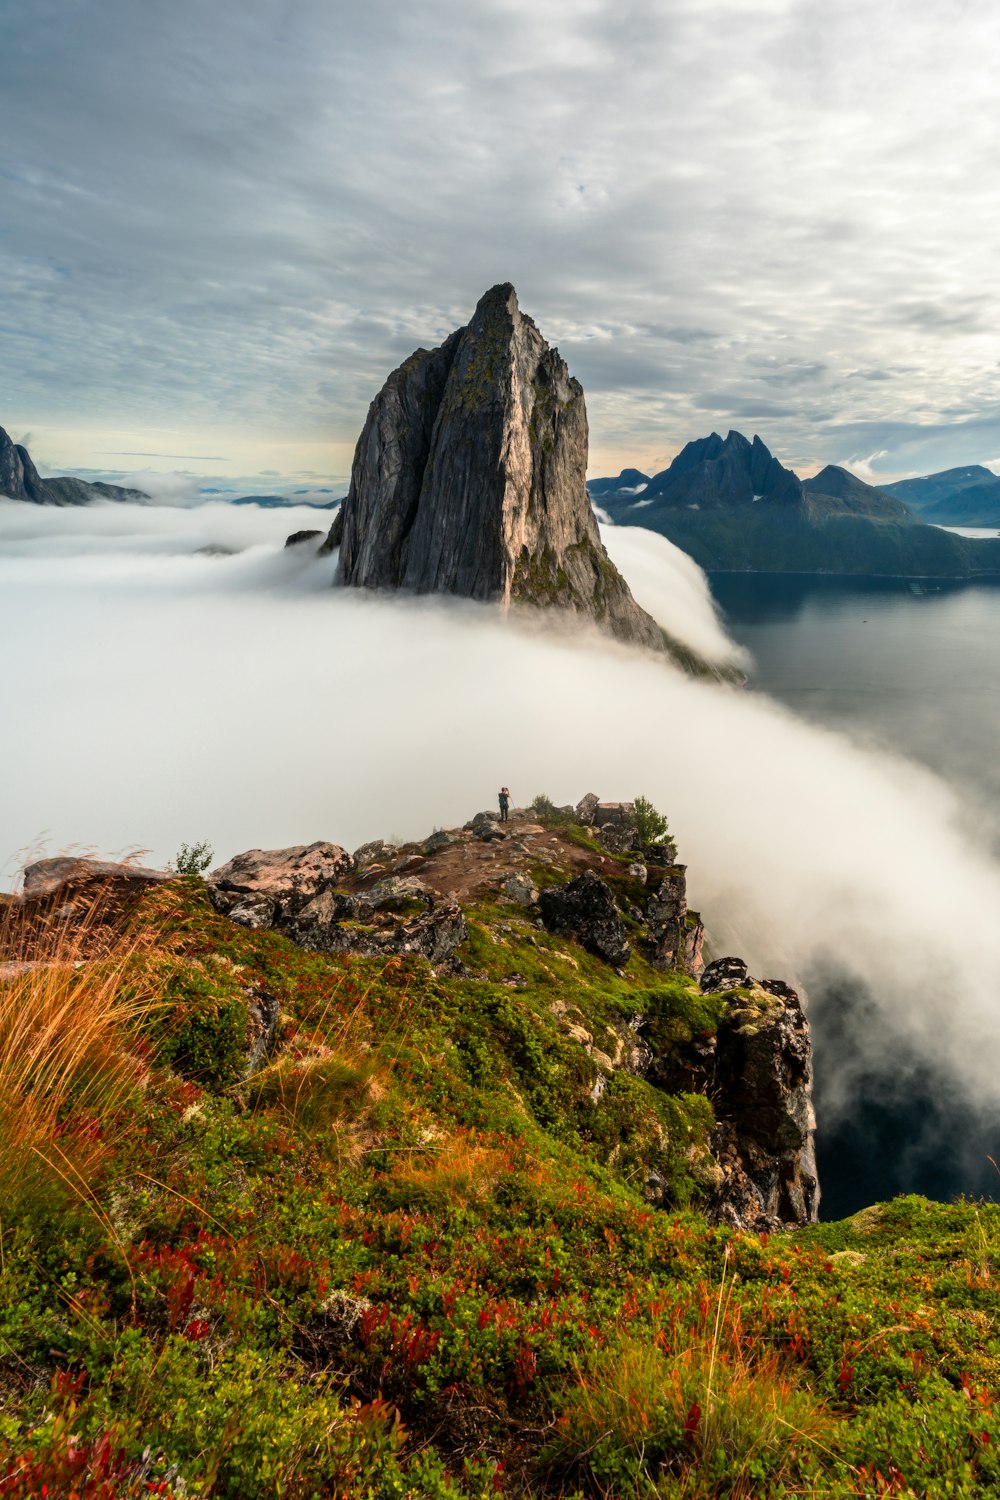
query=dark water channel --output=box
[710,572,1000,1217]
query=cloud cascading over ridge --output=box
[3,0,1000,482]
[3,498,1000,1126]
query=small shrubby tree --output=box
[172,840,214,876]
[632,795,669,845]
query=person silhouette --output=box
[498,786,510,823]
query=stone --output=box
[208,842,352,923]
[22,857,173,899]
[289,882,466,966]
[501,873,538,906]
[643,867,703,976]
[539,870,630,967]
[626,863,647,884]
[352,839,393,869]
[700,956,751,993]
[326,285,688,660]
[284,528,323,548]
[423,830,453,854]
[575,792,601,825]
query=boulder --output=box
[208,842,352,923]
[353,839,394,870]
[575,792,601,826]
[539,871,630,967]
[501,873,538,906]
[22,857,173,899]
[289,881,466,965]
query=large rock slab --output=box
[22,857,173,899]
[208,842,353,927]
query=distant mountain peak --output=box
[0,424,148,507]
[639,429,803,509]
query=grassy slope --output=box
[1,876,999,1499]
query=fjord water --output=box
[711,566,1000,1216]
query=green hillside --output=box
[2,817,999,1499]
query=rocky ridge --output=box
[600,428,1000,578]
[16,796,818,1231]
[322,285,707,669]
[0,425,148,506]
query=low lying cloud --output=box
[3,501,1000,1123]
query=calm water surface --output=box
[710,572,1000,1216]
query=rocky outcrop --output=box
[22,856,173,898]
[325,285,700,664]
[644,868,705,975]
[539,871,630,968]
[647,956,818,1230]
[284,528,324,548]
[208,844,467,964]
[0,426,148,506]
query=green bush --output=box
[172,840,214,876]
[633,794,670,845]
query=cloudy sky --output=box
[3,0,1000,490]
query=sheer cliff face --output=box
[330,284,676,658]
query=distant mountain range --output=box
[591,432,1000,577]
[880,465,1000,527]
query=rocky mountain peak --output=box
[0,424,149,506]
[641,429,804,508]
[0,425,47,502]
[326,286,701,664]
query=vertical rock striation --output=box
[326,284,698,662]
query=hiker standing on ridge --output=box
[498,787,510,823]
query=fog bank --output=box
[3,500,1000,1116]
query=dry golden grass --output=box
[0,878,168,1232]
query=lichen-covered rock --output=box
[22,856,173,898]
[501,872,538,906]
[327,285,698,662]
[208,843,353,924]
[641,866,704,976]
[289,881,466,965]
[539,870,630,967]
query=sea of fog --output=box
[3,498,1000,1213]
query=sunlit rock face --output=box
[326,283,681,658]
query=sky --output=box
[3,0,1000,492]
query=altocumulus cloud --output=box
[3,500,1000,1122]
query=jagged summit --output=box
[0,424,148,506]
[641,429,803,508]
[324,285,698,664]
